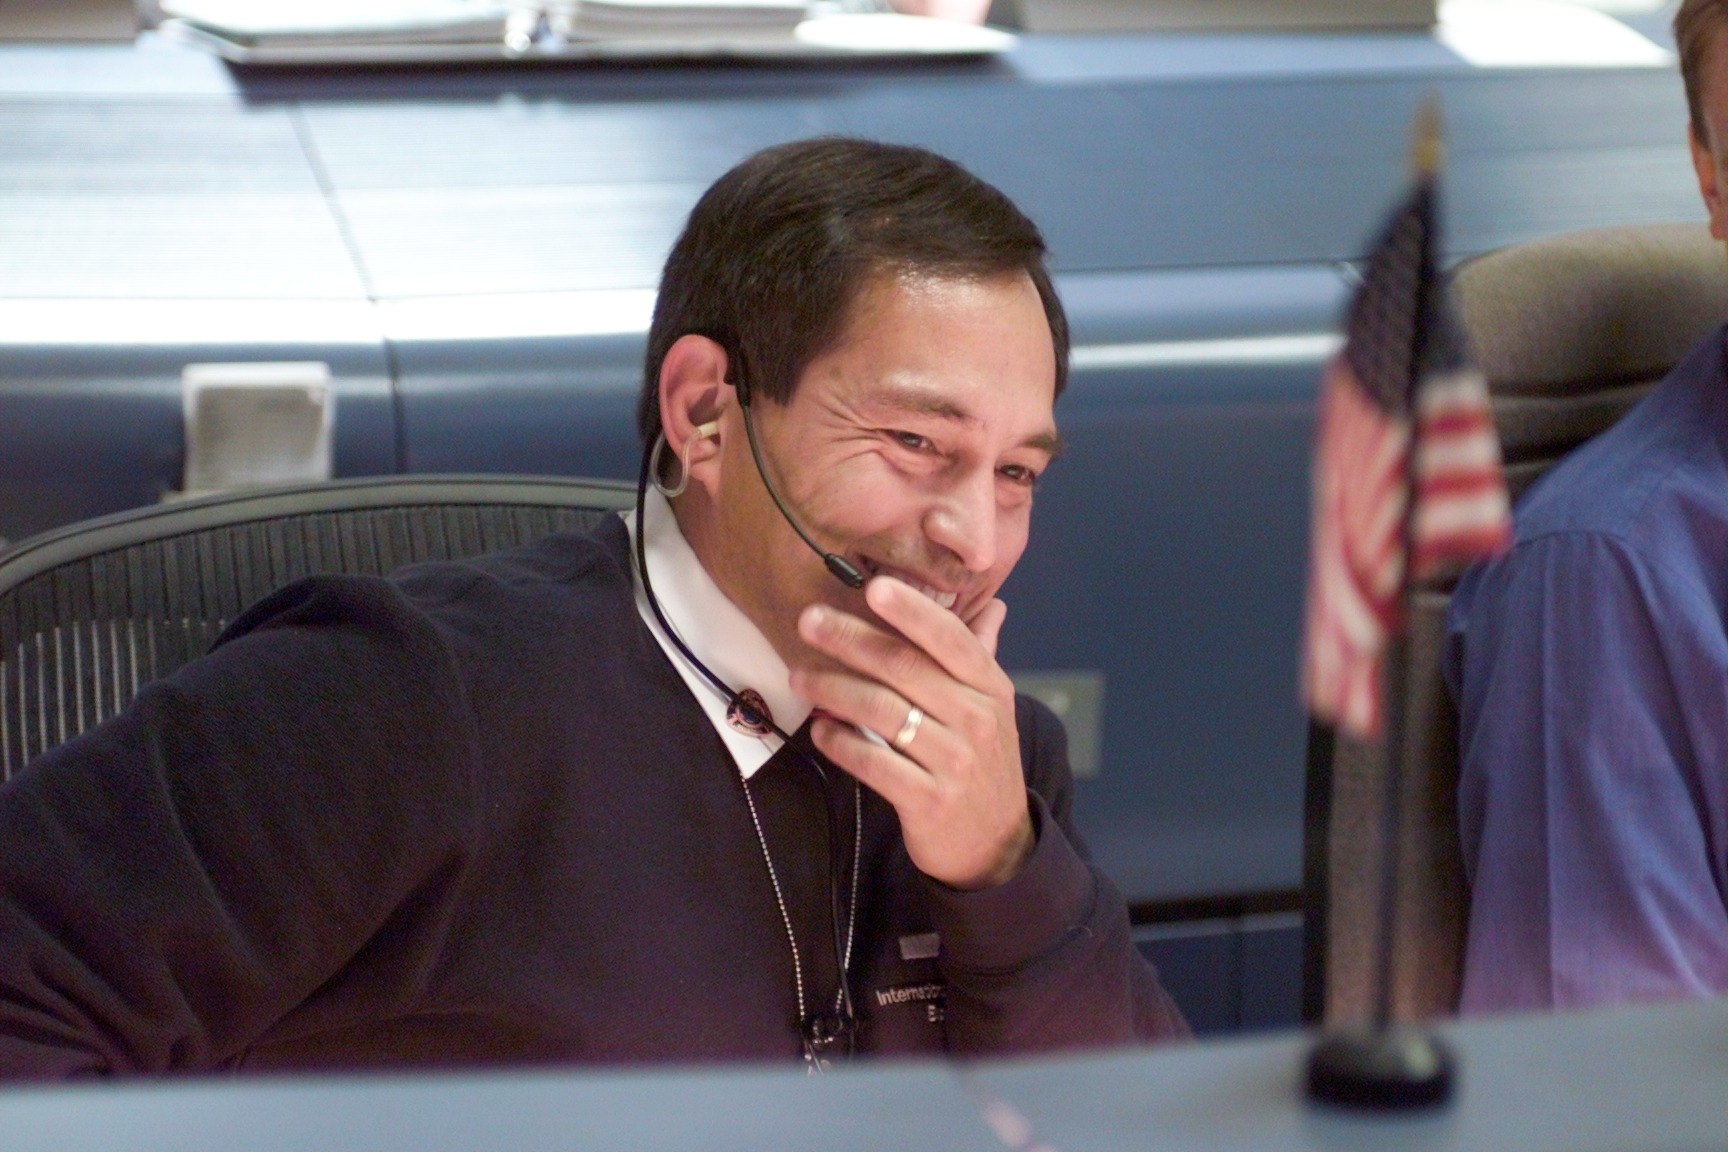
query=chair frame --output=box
[0,474,636,595]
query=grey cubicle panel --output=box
[0,996,1725,1149]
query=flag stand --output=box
[1305,633,1456,1110]
[1301,100,1472,1113]
[1306,1022,1455,1109]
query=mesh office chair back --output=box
[0,476,634,783]
[1304,222,1728,1025]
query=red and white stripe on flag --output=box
[1410,365,1512,580]
[1301,355,1512,740]
[1301,355,1411,740]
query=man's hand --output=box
[789,576,1034,891]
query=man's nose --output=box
[924,471,997,574]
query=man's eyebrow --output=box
[1024,430,1065,459]
[871,384,975,424]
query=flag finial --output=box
[1412,98,1444,180]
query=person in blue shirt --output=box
[1445,0,1728,1013]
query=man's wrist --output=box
[920,792,1098,974]
[932,806,1036,892]
[968,812,1036,891]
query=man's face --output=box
[1691,28,1728,239]
[705,270,1061,671]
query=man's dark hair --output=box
[637,137,1068,444]
[1676,0,1728,145]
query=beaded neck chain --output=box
[631,463,864,1072]
[737,766,862,1073]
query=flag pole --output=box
[1371,99,1443,1033]
[1305,99,1457,1112]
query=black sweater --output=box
[0,516,1185,1075]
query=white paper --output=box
[182,361,333,497]
[1438,0,1672,67]
[555,0,807,39]
[795,12,1014,53]
[160,0,513,44]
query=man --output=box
[1445,0,1728,1014]
[0,138,1186,1075]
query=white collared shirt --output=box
[623,488,813,780]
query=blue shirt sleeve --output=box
[1446,530,1728,1014]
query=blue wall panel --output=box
[0,344,394,547]
[1004,366,1318,898]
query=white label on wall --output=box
[1010,670,1106,779]
[181,361,333,497]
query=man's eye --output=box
[890,431,932,452]
[999,465,1040,488]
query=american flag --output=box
[1300,168,1512,741]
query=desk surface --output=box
[0,998,1724,1151]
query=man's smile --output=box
[857,557,962,611]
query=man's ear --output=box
[1691,123,1728,241]
[656,334,731,495]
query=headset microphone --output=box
[734,374,866,590]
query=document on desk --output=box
[157,0,1013,61]
[556,0,808,41]
[181,362,333,497]
[159,0,515,47]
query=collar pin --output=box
[726,688,775,737]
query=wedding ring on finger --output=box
[892,705,924,751]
